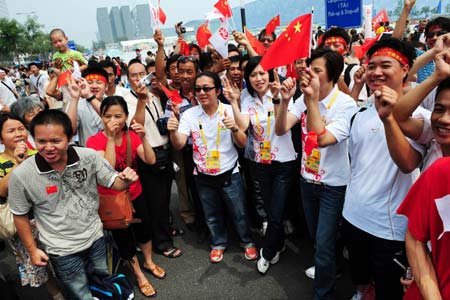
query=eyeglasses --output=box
[426,30,448,39]
[178,55,198,63]
[129,72,147,79]
[194,86,216,93]
[260,37,274,43]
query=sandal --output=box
[170,227,184,237]
[137,279,156,298]
[143,263,166,279]
[161,247,183,258]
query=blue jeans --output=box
[253,160,296,260]
[50,237,109,300]
[300,178,346,300]
[195,172,253,250]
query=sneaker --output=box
[260,221,268,237]
[244,246,258,261]
[257,249,270,274]
[305,266,315,279]
[304,265,342,279]
[270,251,280,264]
[209,249,224,263]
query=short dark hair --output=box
[308,48,343,84]
[98,60,116,76]
[366,38,416,69]
[49,28,67,39]
[319,27,351,47]
[82,65,108,83]
[165,54,180,75]
[425,17,450,36]
[189,43,201,55]
[435,77,450,101]
[28,62,40,70]
[258,29,276,41]
[195,71,222,89]
[30,110,73,140]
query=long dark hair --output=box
[100,96,129,131]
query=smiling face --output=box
[0,119,28,151]
[366,55,409,93]
[86,76,107,99]
[178,61,197,91]
[431,89,450,147]
[34,124,69,169]
[194,76,220,108]
[248,64,269,97]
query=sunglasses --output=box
[426,30,448,39]
[260,37,274,43]
[194,86,216,93]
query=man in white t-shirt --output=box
[296,38,425,300]
[28,63,48,101]
[275,48,356,300]
[0,68,18,108]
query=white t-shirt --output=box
[416,109,443,171]
[178,103,239,175]
[327,103,426,241]
[241,89,296,163]
[123,90,169,148]
[30,71,48,98]
[289,86,357,186]
[0,78,17,107]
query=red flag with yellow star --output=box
[214,0,232,19]
[265,15,280,37]
[260,14,312,71]
[196,24,212,49]
[245,30,266,56]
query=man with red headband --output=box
[292,38,425,300]
[66,66,108,146]
[319,27,352,95]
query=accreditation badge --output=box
[305,148,321,175]
[206,150,221,173]
[259,140,272,164]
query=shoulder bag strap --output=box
[125,131,132,167]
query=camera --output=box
[139,73,155,86]
[177,21,186,34]
[156,118,168,136]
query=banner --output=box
[372,9,389,31]
[363,5,373,39]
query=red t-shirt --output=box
[397,157,450,300]
[86,130,142,200]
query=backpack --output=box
[89,272,134,300]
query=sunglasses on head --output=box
[426,30,448,39]
[177,55,198,62]
[194,86,216,93]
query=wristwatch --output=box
[86,95,96,102]
[272,98,281,104]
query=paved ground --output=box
[0,185,355,300]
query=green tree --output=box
[420,6,431,16]
[0,18,26,62]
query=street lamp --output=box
[16,11,36,16]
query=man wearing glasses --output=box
[258,29,276,50]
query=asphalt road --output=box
[0,184,355,300]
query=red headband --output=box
[85,74,107,84]
[371,47,409,66]
[324,36,348,47]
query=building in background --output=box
[96,4,152,43]
[0,0,9,19]
[96,7,114,44]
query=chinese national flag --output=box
[196,24,212,49]
[159,83,182,105]
[245,30,266,56]
[260,13,312,71]
[158,6,167,25]
[214,0,232,19]
[265,15,280,36]
[57,70,72,88]
[354,34,381,59]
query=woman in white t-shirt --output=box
[226,56,297,274]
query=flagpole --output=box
[240,0,247,32]
[311,6,314,54]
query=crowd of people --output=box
[0,1,449,299]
